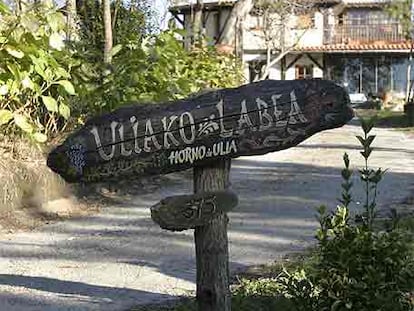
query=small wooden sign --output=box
[151,190,238,231]
[47,79,353,183]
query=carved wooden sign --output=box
[151,190,238,231]
[47,79,353,183]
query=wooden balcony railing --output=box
[324,21,405,45]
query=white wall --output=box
[242,14,267,50]
[295,11,324,48]
[284,54,324,80]
[242,11,325,51]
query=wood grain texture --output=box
[194,159,231,311]
[150,190,238,231]
[47,79,353,183]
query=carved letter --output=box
[216,100,233,138]
[178,150,186,163]
[271,94,286,127]
[198,146,206,159]
[130,116,142,154]
[237,100,255,134]
[162,116,180,148]
[118,124,132,157]
[256,98,273,131]
[90,121,117,161]
[213,142,221,156]
[288,91,308,124]
[168,151,179,165]
[144,119,161,152]
[229,140,237,153]
[179,112,196,144]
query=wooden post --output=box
[194,159,231,311]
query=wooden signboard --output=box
[47,79,353,183]
[151,190,238,231]
[47,79,353,311]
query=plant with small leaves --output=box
[276,118,414,311]
[357,117,386,230]
[339,152,353,208]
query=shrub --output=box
[75,29,243,115]
[0,1,78,142]
[278,118,414,311]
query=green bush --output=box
[279,118,414,311]
[232,277,296,311]
[0,0,243,142]
[75,29,243,115]
[0,1,78,142]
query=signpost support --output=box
[194,159,231,311]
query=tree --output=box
[66,0,77,41]
[252,0,313,80]
[214,0,313,80]
[193,0,204,46]
[103,0,112,64]
[75,0,152,63]
[216,0,254,50]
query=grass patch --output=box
[130,254,309,311]
[354,109,414,133]
[130,290,294,311]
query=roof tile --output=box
[296,42,412,52]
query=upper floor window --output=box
[297,13,315,29]
[343,9,394,25]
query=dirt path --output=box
[0,122,413,311]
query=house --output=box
[169,0,411,106]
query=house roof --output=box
[296,42,412,53]
[170,0,340,12]
[170,0,236,12]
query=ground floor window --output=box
[248,60,267,83]
[295,65,313,79]
[326,54,410,96]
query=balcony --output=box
[323,20,405,45]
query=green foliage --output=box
[279,117,414,311]
[0,0,242,143]
[235,277,282,297]
[0,1,77,142]
[76,29,243,114]
[75,0,155,65]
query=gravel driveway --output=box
[0,121,413,311]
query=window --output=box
[295,65,313,79]
[297,13,315,29]
[327,55,410,96]
[249,61,267,83]
[345,9,394,25]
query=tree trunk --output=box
[66,0,77,41]
[259,49,291,81]
[194,159,231,311]
[193,0,204,47]
[216,0,253,47]
[103,0,113,64]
